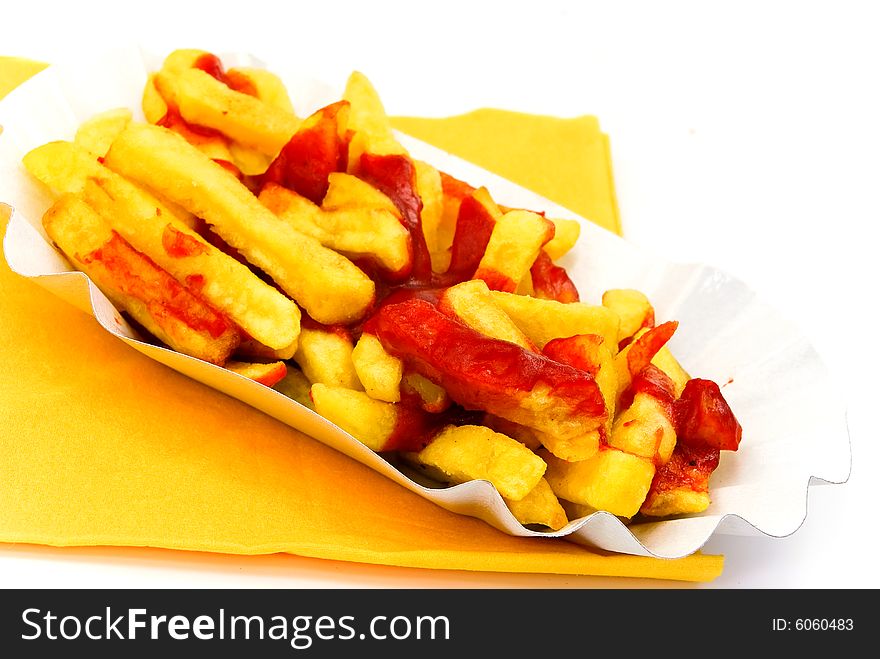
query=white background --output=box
[1,0,877,588]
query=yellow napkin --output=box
[393,111,621,235]
[0,57,46,102]
[0,57,722,582]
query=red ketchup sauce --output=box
[674,378,742,451]
[260,101,350,205]
[530,250,580,302]
[161,224,209,258]
[372,297,606,424]
[645,442,720,504]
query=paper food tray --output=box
[0,45,851,559]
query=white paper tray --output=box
[0,45,851,558]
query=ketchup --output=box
[162,224,209,259]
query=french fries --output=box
[24,141,301,351]
[42,195,240,365]
[155,66,299,156]
[25,48,743,533]
[103,123,376,325]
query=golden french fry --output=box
[537,429,602,463]
[322,172,400,217]
[259,183,411,274]
[558,499,600,522]
[351,333,403,403]
[143,73,168,124]
[160,48,211,76]
[504,478,568,531]
[651,346,691,398]
[640,444,718,517]
[23,140,104,195]
[228,66,296,114]
[472,210,554,292]
[413,160,445,271]
[602,289,655,342]
[74,108,132,158]
[438,279,535,351]
[405,425,547,501]
[158,67,300,156]
[543,218,581,261]
[294,327,362,390]
[24,139,300,350]
[104,123,375,325]
[343,70,406,163]
[43,195,240,365]
[310,384,398,451]
[609,392,677,464]
[541,447,655,519]
[272,367,314,410]
[225,360,287,387]
[482,415,543,452]
[490,291,620,351]
[24,140,198,229]
[80,175,300,351]
[400,372,450,413]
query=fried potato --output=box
[405,425,547,501]
[481,415,543,452]
[472,210,554,292]
[322,172,400,217]
[559,499,600,522]
[272,366,314,410]
[143,73,168,124]
[640,444,719,517]
[24,139,198,229]
[540,447,655,519]
[104,123,375,325]
[602,289,655,342]
[351,333,403,403]
[542,333,618,437]
[651,346,690,398]
[537,429,602,463]
[225,360,287,387]
[160,48,211,76]
[81,175,301,351]
[543,218,581,261]
[309,384,397,451]
[259,183,411,275]
[23,140,104,195]
[295,326,362,390]
[400,372,450,413]
[447,187,503,278]
[490,291,620,351]
[609,392,677,464]
[504,477,569,530]
[438,279,536,351]
[413,160,445,271]
[43,195,240,364]
[235,337,299,361]
[22,139,298,350]
[158,67,300,156]
[343,70,406,162]
[515,270,535,296]
[228,66,296,114]
[74,108,132,158]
